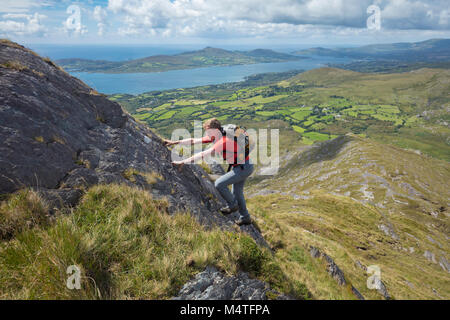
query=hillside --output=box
[108,64,450,299]
[245,134,450,299]
[56,47,303,73]
[293,39,450,62]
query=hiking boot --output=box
[235,216,252,226]
[220,205,239,215]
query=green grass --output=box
[134,113,152,121]
[256,111,277,117]
[156,110,177,120]
[0,190,49,241]
[292,125,306,134]
[291,110,312,121]
[246,134,450,300]
[0,184,309,300]
[302,131,331,141]
[0,60,28,72]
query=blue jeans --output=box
[214,161,254,219]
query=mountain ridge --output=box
[293,38,450,62]
[56,46,303,74]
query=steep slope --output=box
[0,39,265,243]
[246,135,450,299]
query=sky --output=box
[0,0,449,47]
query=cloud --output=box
[104,0,449,39]
[380,0,450,30]
[0,0,54,13]
[93,5,108,36]
[0,0,448,42]
[107,0,180,35]
[0,12,47,36]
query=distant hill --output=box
[56,47,303,73]
[293,39,450,62]
[327,60,450,74]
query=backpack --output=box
[220,124,254,170]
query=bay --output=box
[70,56,353,95]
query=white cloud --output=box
[105,0,449,40]
[0,12,47,36]
[0,0,53,13]
[93,5,108,36]
[0,0,448,42]
[380,0,450,30]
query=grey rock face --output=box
[351,287,365,300]
[0,41,264,242]
[209,159,226,175]
[378,223,399,241]
[424,250,437,263]
[173,266,290,300]
[309,246,365,300]
[310,246,321,258]
[355,260,367,271]
[439,256,450,273]
[373,277,390,300]
[322,253,347,286]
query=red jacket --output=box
[202,133,249,166]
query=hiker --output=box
[163,118,254,226]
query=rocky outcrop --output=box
[173,266,290,300]
[309,246,365,300]
[0,40,264,244]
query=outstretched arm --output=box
[172,146,215,165]
[163,137,206,146]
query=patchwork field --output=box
[111,67,449,162]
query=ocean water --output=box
[26,44,353,95]
[72,56,353,95]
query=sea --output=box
[27,44,354,95]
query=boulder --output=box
[173,266,290,300]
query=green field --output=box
[111,67,450,161]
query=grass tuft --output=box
[34,136,45,143]
[0,190,49,241]
[0,61,28,72]
[0,184,306,300]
